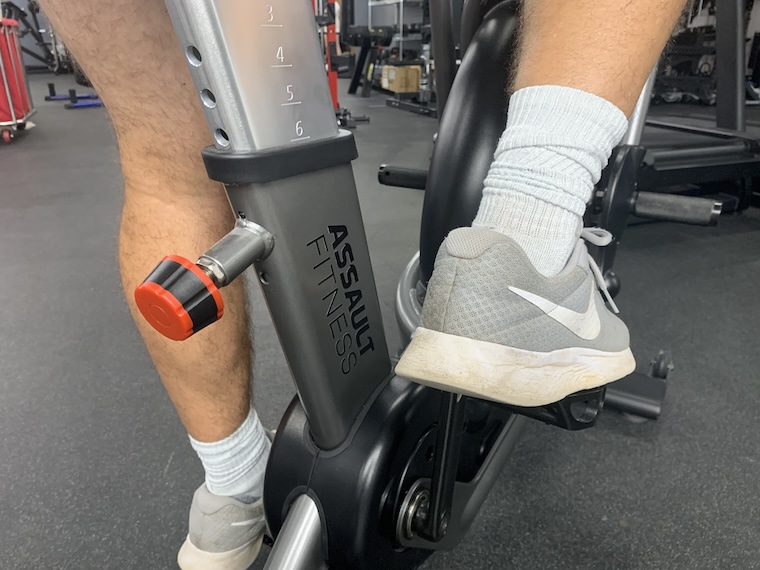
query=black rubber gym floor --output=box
[1,75,759,570]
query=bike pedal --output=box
[503,386,606,430]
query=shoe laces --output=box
[580,228,620,314]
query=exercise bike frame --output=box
[161,0,636,567]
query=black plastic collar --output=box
[202,130,358,185]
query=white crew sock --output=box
[472,85,629,276]
[189,406,270,503]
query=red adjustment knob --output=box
[134,255,224,341]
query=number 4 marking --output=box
[276,46,284,62]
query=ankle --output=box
[189,406,271,502]
[473,85,628,276]
[473,192,581,276]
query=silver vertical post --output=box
[399,0,405,58]
[264,495,326,570]
[622,65,657,147]
[164,0,339,151]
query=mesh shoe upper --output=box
[187,485,266,554]
[420,227,629,353]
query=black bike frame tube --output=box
[225,165,391,450]
[716,0,745,131]
[419,0,520,282]
[429,0,457,117]
[423,393,467,541]
[460,0,506,57]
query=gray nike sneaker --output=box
[395,227,636,406]
[177,485,266,570]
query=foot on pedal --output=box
[395,227,636,407]
[177,485,266,570]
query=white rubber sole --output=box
[177,533,264,570]
[395,327,636,407]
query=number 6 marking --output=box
[295,121,304,137]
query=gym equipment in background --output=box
[368,0,424,63]
[0,16,34,143]
[655,0,759,107]
[1,1,71,74]
[44,82,97,101]
[315,0,369,128]
[347,25,394,97]
[44,82,102,109]
[385,0,437,117]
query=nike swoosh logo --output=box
[508,284,601,341]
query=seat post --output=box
[162,0,392,449]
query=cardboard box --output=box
[381,65,421,93]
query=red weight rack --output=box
[1,18,35,144]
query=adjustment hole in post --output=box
[214,128,230,148]
[259,272,270,285]
[186,46,202,67]
[570,400,600,424]
[201,89,216,108]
